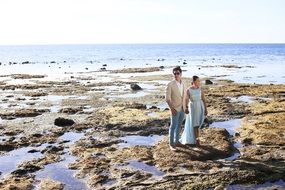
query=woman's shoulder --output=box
[189,86,201,90]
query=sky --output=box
[0,0,284,45]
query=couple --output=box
[165,66,207,151]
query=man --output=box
[165,66,186,151]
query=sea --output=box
[0,44,284,84]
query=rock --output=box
[111,67,161,73]
[28,149,40,153]
[89,174,108,186]
[59,107,83,114]
[11,74,45,79]
[183,61,187,65]
[214,184,226,190]
[38,179,64,190]
[159,66,165,69]
[11,164,42,176]
[102,64,107,67]
[24,91,48,97]
[205,79,214,85]
[41,145,64,154]
[54,117,75,127]
[149,106,158,109]
[123,103,146,109]
[22,61,30,64]
[50,61,56,63]
[100,68,106,71]
[242,138,253,145]
[0,144,17,151]
[130,84,142,91]
[0,109,48,119]
[31,133,44,138]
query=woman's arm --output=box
[183,89,190,113]
[201,89,208,115]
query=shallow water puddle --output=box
[58,131,85,145]
[82,105,95,112]
[35,153,88,190]
[230,96,255,104]
[227,179,285,189]
[118,135,164,148]
[147,112,157,117]
[0,135,9,141]
[210,119,241,136]
[35,132,87,189]
[210,119,242,161]
[106,91,150,99]
[49,105,61,113]
[147,102,168,110]
[0,144,48,177]
[125,160,165,177]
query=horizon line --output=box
[1,42,285,46]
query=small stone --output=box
[130,84,142,91]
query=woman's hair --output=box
[173,66,182,74]
[192,75,199,84]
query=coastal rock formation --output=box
[54,117,75,127]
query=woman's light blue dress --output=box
[180,88,205,145]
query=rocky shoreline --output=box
[0,67,285,190]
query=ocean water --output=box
[0,44,284,84]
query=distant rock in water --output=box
[183,61,187,65]
[100,67,106,71]
[102,64,107,67]
[54,117,75,127]
[159,66,165,69]
[157,58,165,61]
[130,84,142,91]
[205,79,213,85]
[22,61,30,64]
[50,61,56,64]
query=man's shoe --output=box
[170,146,177,151]
[176,142,184,148]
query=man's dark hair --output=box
[173,66,182,74]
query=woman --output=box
[180,76,207,146]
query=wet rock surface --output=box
[0,70,285,189]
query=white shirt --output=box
[175,80,184,96]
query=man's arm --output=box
[165,83,176,115]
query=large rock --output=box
[54,117,75,127]
[205,79,214,85]
[130,84,142,91]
